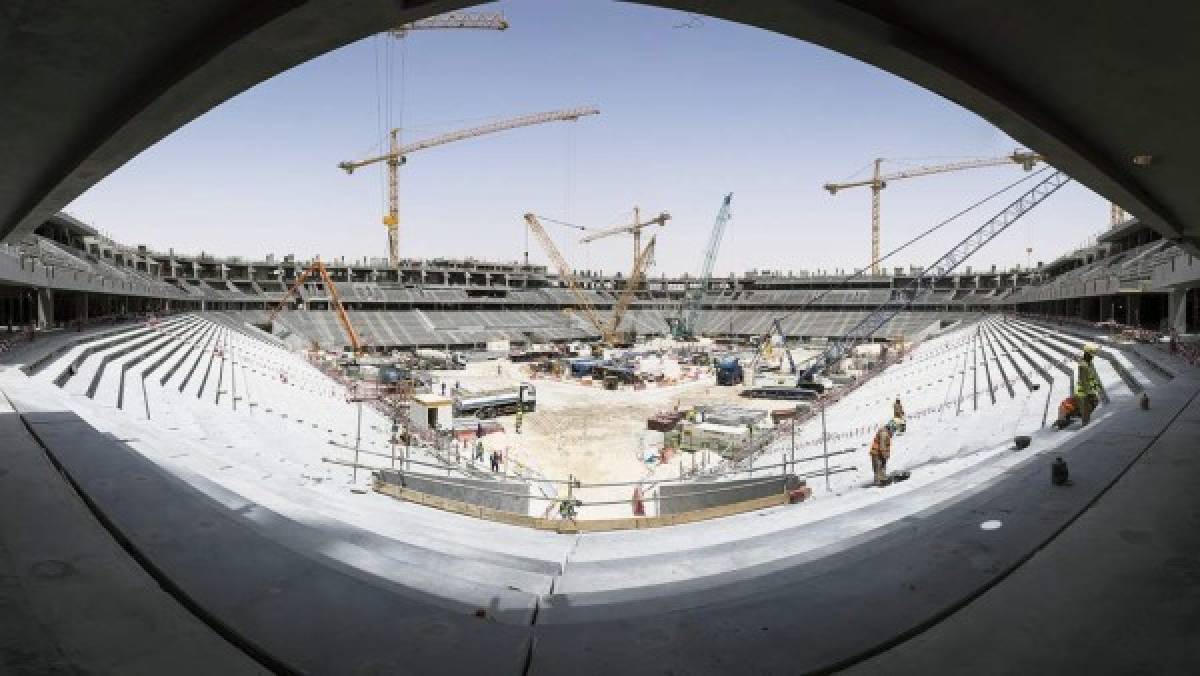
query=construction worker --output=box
[515,409,524,434]
[892,398,906,433]
[1077,344,1102,426]
[870,421,895,486]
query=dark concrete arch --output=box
[2,1,1198,253]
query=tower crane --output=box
[390,12,508,37]
[267,259,363,356]
[339,106,600,267]
[824,151,1042,275]
[798,170,1070,385]
[579,207,670,264]
[671,193,732,340]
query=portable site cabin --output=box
[409,393,453,432]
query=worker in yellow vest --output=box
[1077,344,1102,426]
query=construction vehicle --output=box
[524,213,656,345]
[749,317,797,375]
[577,207,667,342]
[824,151,1041,274]
[340,107,600,267]
[524,213,608,340]
[714,356,744,386]
[266,259,363,357]
[454,383,536,419]
[672,193,733,340]
[607,234,657,344]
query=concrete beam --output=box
[2,1,1199,255]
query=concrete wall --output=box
[659,474,801,515]
[376,469,529,515]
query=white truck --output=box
[454,383,537,419]
[416,348,467,370]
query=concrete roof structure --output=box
[1,2,1199,255]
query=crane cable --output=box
[768,165,1054,331]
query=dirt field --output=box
[432,344,819,517]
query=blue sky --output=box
[67,0,1108,276]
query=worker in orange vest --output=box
[870,420,896,486]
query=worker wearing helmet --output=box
[1076,344,1102,426]
[870,421,895,486]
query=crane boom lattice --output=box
[800,170,1070,382]
[268,260,364,355]
[523,214,608,340]
[675,193,732,339]
[608,235,657,340]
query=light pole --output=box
[820,395,830,492]
[353,383,363,484]
[790,403,799,475]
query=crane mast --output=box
[674,193,732,339]
[824,151,1042,275]
[523,214,609,340]
[340,106,600,267]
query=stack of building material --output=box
[647,411,684,432]
[699,406,768,427]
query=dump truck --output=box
[454,383,537,419]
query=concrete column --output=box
[36,287,53,329]
[1168,288,1188,333]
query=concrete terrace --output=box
[1,313,1197,673]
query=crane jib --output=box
[800,171,1069,382]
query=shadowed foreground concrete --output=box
[0,402,264,674]
[846,383,1200,675]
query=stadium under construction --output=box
[2,3,1199,676]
